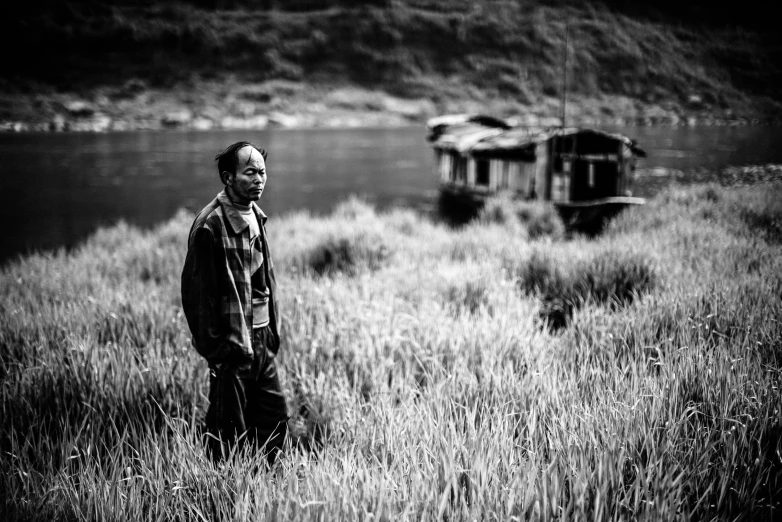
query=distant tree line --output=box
[6,0,778,29]
[1,0,778,109]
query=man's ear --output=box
[220,171,233,186]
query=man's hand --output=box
[215,350,253,372]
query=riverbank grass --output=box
[1,179,781,520]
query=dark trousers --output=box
[205,326,289,465]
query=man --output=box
[181,141,288,465]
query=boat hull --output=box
[437,183,644,232]
[554,197,645,234]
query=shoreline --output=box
[2,82,778,134]
[1,164,779,267]
[3,110,777,134]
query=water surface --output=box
[1,125,781,263]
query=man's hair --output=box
[215,141,268,178]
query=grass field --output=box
[2,179,781,520]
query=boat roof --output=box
[428,115,646,157]
[426,114,511,152]
[471,127,541,153]
[426,113,512,131]
[430,124,507,153]
[537,127,646,157]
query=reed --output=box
[2,179,781,520]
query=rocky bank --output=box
[1,79,776,133]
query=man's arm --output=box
[181,226,241,364]
[261,222,281,354]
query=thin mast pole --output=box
[561,14,569,129]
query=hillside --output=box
[2,0,781,130]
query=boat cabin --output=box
[427,114,646,208]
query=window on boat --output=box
[476,160,490,187]
[455,158,467,183]
[501,161,510,189]
[439,152,452,182]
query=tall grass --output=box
[479,196,565,239]
[509,247,657,330]
[2,180,781,520]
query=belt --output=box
[253,299,270,329]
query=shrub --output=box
[332,196,377,221]
[514,249,568,295]
[581,249,657,307]
[385,208,419,235]
[477,196,564,239]
[513,250,576,330]
[514,248,656,330]
[736,184,782,244]
[477,195,522,229]
[443,278,490,315]
[515,201,565,239]
[306,230,389,276]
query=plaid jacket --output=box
[181,190,280,364]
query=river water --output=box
[1,125,781,264]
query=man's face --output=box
[224,146,267,204]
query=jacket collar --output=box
[217,190,268,235]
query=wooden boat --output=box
[427,114,647,229]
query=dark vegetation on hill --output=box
[2,0,781,125]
